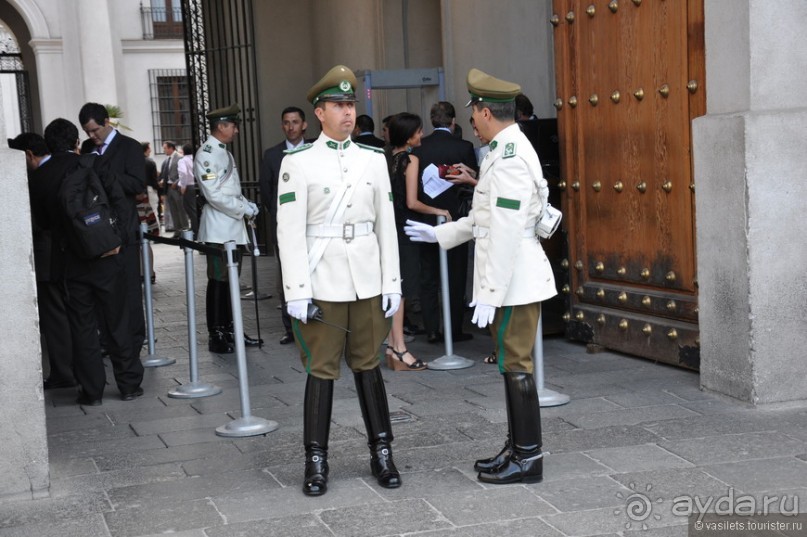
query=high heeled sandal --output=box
[386,348,427,371]
[483,352,497,365]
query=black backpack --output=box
[59,154,122,259]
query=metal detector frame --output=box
[356,68,446,121]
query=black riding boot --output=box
[303,375,333,496]
[478,372,543,485]
[354,367,401,488]
[219,281,263,347]
[207,280,233,354]
[474,378,513,472]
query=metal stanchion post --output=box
[140,223,176,368]
[168,230,222,399]
[216,241,278,437]
[426,216,474,370]
[533,313,569,407]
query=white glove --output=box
[287,299,312,323]
[245,201,259,218]
[469,300,496,329]
[404,219,437,243]
[382,293,401,318]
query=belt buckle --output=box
[343,223,354,242]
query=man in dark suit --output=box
[412,101,479,344]
[79,102,146,400]
[45,118,144,405]
[352,115,385,148]
[259,106,311,344]
[8,132,75,389]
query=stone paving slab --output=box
[49,456,97,479]
[49,462,186,496]
[103,497,223,537]
[533,474,631,512]
[365,468,482,500]
[0,513,111,537]
[701,457,807,493]
[539,451,615,482]
[428,486,557,527]
[0,490,110,529]
[660,432,807,465]
[212,479,383,524]
[203,513,336,537]
[102,403,205,426]
[609,468,732,502]
[413,517,566,537]
[318,498,453,536]
[642,412,781,441]
[543,424,662,454]
[47,433,166,460]
[92,441,241,472]
[562,404,700,429]
[107,468,279,510]
[584,444,694,473]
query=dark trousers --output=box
[65,254,143,399]
[274,242,292,333]
[166,186,189,231]
[37,279,74,384]
[122,243,145,360]
[182,185,199,239]
[418,241,469,336]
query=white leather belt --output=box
[472,225,534,239]
[307,222,374,242]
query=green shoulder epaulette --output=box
[356,142,385,154]
[503,142,517,159]
[284,143,313,155]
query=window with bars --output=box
[140,0,184,40]
[149,69,192,153]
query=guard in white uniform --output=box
[406,69,557,486]
[276,65,402,496]
[195,104,262,353]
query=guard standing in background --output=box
[194,103,262,354]
[276,65,402,496]
[405,68,556,485]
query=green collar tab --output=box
[325,140,351,150]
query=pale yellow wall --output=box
[252,0,555,147]
[441,0,556,139]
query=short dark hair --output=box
[356,114,375,132]
[44,118,80,153]
[7,132,49,156]
[471,101,516,122]
[430,101,456,129]
[388,113,422,148]
[163,140,177,150]
[515,93,534,119]
[141,141,151,153]
[281,106,305,122]
[182,143,193,155]
[78,102,108,127]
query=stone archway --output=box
[0,0,48,130]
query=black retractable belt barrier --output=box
[163,230,223,399]
[140,223,176,367]
[426,216,474,370]
[215,241,278,437]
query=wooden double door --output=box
[551,0,705,368]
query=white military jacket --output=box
[276,134,401,302]
[434,123,557,307]
[194,135,250,245]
